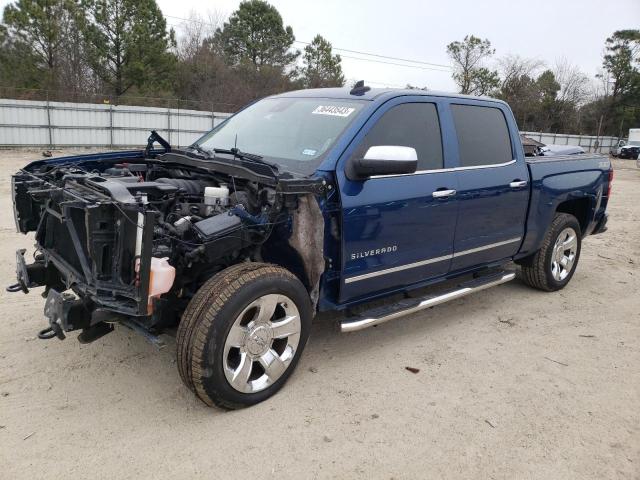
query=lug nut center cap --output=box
[245,325,273,356]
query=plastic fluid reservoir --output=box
[148,257,176,312]
[204,185,229,206]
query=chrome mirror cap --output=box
[363,145,418,162]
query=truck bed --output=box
[518,153,611,258]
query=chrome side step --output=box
[340,271,516,333]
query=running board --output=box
[340,271,516,333]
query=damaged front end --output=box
[9,142,327,345]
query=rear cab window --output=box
[451,104,513,167]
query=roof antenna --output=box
[350,80,371,96]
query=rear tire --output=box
[519,213,582,292]
[177,263,312,409]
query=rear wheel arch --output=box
[555,197,591,235]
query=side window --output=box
[451,104,513,167]
[357,103,443,170]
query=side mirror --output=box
[346,146,418,180]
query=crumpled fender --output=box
[287,195,325,310]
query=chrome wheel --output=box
[550,227,578,281]
[223,294,301,394]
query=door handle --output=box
[509,180,528,188]
[432,189,457,198]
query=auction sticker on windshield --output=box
[312,105,355,117]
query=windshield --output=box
[195,97,366,175]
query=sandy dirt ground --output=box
[0,149,638,480]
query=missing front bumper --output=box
[43,289,90,338]
[6,249,36,293]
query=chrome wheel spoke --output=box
[254,294,279,324]
[226,324,247,348]
[271,315,300,339]
[562,235,577,251]
[230,353,253,390]
[259,349,287,380]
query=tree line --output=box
[0,0,637,137]
[0,0,345,111]
[446,32,640,137]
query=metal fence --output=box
[520,131,620,153]
[0,98,232,148]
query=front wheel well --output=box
[555,198,590,235]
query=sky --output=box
[2,0,639,92]
[160,0,640,91]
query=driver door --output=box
[337,98,459,303]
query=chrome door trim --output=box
[344,237,521,284]
[344,253,453,284]
[509,180,528,188]
[370,159,516,179]
[450,237,522,257]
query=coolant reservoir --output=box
[204,185,229,206]
[148,257,176,312]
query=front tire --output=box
[177,263,312,409]
[519,213,582,292]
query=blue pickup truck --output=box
[9,84,611,409]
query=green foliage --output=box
[467,67,500,96]
[603,29,640,99]
[536,70,560,107]
[0,0,631,139]
[446,35,500,95]
[497,59,593,133]
[599,29,640,135]
[80,0,176,96]
[174,1,302,109]
[534,70,563,131]
[498,74,538,129]
[2,0,77,88]
[0,21,43,89]
[300,34,344,88]
[213,0,298,70]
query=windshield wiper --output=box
[213,148,279,172]
[186,144,213,158]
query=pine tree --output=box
[80,0,176,97]
[300,34,344,88]
[2,0,76,89]
[214,0,298,71]
[447,35,500,96]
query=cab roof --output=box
[274,86,507,106]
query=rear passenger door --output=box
[448,102,529,272]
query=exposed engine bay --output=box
[11,147,326,343]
